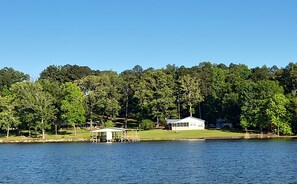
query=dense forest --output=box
[0,62,297,137]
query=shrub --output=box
[102,120,115,128]
[159,118,167,126]
[140,119,154,130]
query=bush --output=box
[159,118,167,126]
[102,120,115,128]
[140,119,154,130]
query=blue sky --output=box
[0,0,296,78]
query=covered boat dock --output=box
[92,128,140,143]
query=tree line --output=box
[0,62,297,138]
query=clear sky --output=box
[0,0,296,78]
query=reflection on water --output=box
[0,140,297,184]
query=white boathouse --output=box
[92,128,140,143]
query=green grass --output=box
[46,129,92,139]
[0,128,246,142]
[136,129,245,140]
[0,129,93,142]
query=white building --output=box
[167,116,205,131]
[92,128,126,143]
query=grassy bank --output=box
[0,129,273,143]
[0,129,92,143]
[137,129,245,140]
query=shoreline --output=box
[0,138,90,144]
[1,135,297,143]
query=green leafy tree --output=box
[119,69,140,128]
[102,120,115,128]
[178,74,203,117]
[77,72,121,126]
[60,82,85,135]
[276,63,297,94]
[205,66,228,122]
[133,65,143,73]
[266,94,291,135]
[135,70,176,127]
[10,82,56,139]
[76,75,101,130]
[0,67,29,90]
[251,65,274,82]
[0,95,19,138]
[164,65,179,119]
[34,90,57,139]
[222,92,241,128]
[140,119,154,130]
[240,80,284,133]
[40,64,92,83]
[39,79,61,135]
[195,62,214,98]
[93,72,121,119]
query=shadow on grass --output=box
[0,131,40,138]
[112,118,139,129]
[219,128,267,134]
[215,128,245,133]
[47,130,72,135]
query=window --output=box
[174,122,189,127]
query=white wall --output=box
[171,118,205,130]
[106,131,112,142]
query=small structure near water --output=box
[216,118,233,129]
[92,128,140,143]
[167,116,205,131]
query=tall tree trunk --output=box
[90,118,93,130]
[156,116,160,128]
[125,96,129,128]
[42,118,45,140]
[277,123,280,136]
[74,125,77,135]
[55,124,58,135]
[6,126,9,138]
[189,91,192,117]
[189,102,193,117]
[42,129,45,140]
[89,104,93,130]
[178,94,181,119]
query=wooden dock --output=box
[92,135,140,143]
[115,136,140,142]
[92,128,140,143]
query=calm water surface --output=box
[0,140,297,184]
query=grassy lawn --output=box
[137,129,245,140]
[45,129,92,140]
[0,129,93,142]
[0,128,246,142]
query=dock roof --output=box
[92,128,126,133]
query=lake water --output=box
[0,140,297,184]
